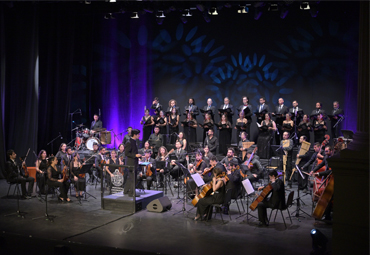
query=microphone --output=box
[80,109,82,116]
[99,108,101,117]
[59,132,63,139]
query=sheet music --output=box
[192,173,205,187]
[256,122,262,128]
[242,179,255,195]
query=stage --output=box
[0,179,333,255]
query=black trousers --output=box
[137,174,155,190]
[47,180,70,200]
[124,168,137,195]
[36,172,46,194]
[257,201,272,224]
[12,176,34,196]
[285,156,293,185]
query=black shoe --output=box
[222,206,229,215]
[258,221,269,227]
[174,184,178,188]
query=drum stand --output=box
[4,182,27,219]
[70,109,82,141]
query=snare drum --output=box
[83,128,91,138]
[86,137,100,150]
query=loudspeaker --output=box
[146,196,172,212]
[269,157,280,168]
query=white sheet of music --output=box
[192,173,205,187]
[242,179,255,195]
[256,122,262,128]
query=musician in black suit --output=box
[242,150,264,184]
[149,126,163,156]
[289,100,304,125]
[273,98,289,144]
[61,147,73,168]
[257,170,285,226]
[329,101,344,139]
[296,136,311,192]
[204,129,218,155]
[137,149,156,190]
[310,102,326,123]
[91,114,103,132]
[94,146,107,181]
[184,98,199,119]
[202,98,217,121]
[310,145,333,177]
[222,158,242,214]
[237,96,253,136]
[254,97,270,124]
[169,141,187,181]
[124,129,142,197]
[151,97,162,117]
[219,97,234,123]
[5,150,35,199]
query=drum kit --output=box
[74,124,111,150]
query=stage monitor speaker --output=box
[270,157,280,168]
[146,196,172,213]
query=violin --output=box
[20,148,30,177]
[78,158,86,178]
[202,165,214,176]
[62,160,69,182]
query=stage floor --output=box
[0,179,333,255]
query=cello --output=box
[312,173,334,219]
[312,134,330,202]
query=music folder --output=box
[242,178,255,195]
[191,173,205,187]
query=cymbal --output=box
[94,128,107,132]
[77,124,85,127]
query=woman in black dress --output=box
[181,112,197,144]
[282,113,294,134]
[176,132,188,152]
[218,114,232,156]
[235,111,248,144]
[200,113,214,143]
[156,146,169,188]
[194,167,227,221]
[70,152,86,198]
[257,113,277,159]
[297,114,312,142]
[313,114,327,143]
[47,156,71,202]
[35,150,48,195]
[140,109,154,146]
[168,107,179,144]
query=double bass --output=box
[312,134,330,202]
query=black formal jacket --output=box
[202,105,216,119]
[274,105,289,125]
[254,104,270,114]
[91,120,103,130]
[238,105,253,121]
[310,109,326,121]
[184,104,199,118]
[125,138,139,171]
[166,106,181,116]
[329,108,344,126]
[266,178,286,209]
[5,159,21,182]
[204,136,218,154]
[312,155,331,174]
[244,157,264,177]
[172,148,187,165]
[151,103,162,114]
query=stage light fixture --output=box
[310,229,328,255]
[182,9,192,17]
[238,6,249,14]
[208,7,218,15]
[300,2,310,10]
[156,18,164,25]
[156,11,166,18]
[84,1,91,4]
[131,12,139,19]
[268,3,279,11]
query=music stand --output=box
[172,162,192,216]
[155,161,173,196]
[289,165,311,221]
[79,163,96,201]
[238,179,257,222]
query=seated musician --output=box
[94,146,108,181]
[149,126,163,156]
[238,131,250,161]
[169,141,187,182]
[137,150,156,190]
[123,127,132,146]
[241,149,263,184]
[47,156,71,202]
[139,141,151,156]
[222,158,242,215]
[176,132,187,151]
[70,152,86,198]
[202,146,214,166]
[186,152,207,197]
[301,142,324,172]
[155,146,169,188]
[281,132,294,189]
[203,129,218,155]
[296,136,311,193]
[202,155,223,184]
[90,114,103,135]
[220,148,238,166]
[257,170,285,226]
[194,167,227,221]
[87,142,99,183]
[5,149,35,199]
[106,150,119,190]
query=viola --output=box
[146,163,153,177]
[20,148,30,177]
[202,166,214,176]
[62,160,69,182]
[79,158,86,178]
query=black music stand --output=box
[155,160,173,196]
[80,163,96,201]
[4,181,27,219]
[289,165,311,221]
[173,162,192,216]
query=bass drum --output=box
[86,137,100,150]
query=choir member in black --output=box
[156,146,169,188]
[5,150,35,199]
[151,97,162,117]
[55,143,67,165]
[90,114,103,135]
[194,167,227,221]
[310,102,326,123]
[200,113,214,143]
[217,114,232,156]
[257,170,285,226]
[181,112,198,144]
[238,96,253,136]
[329,101,344,139]
[184,98,199,119]
[296,136,311,193]
[289,100,304,125]
[47,156,71,202]
[155,110,168,136]
[273,98,289,144]
[204,129,218,155]
[35,150,48,195]
[168,107,180,144]
[176,132,188,152]
[254,97,270,124]
[313,113,327,143]
[169,141,187,181]
[202,98,216,121]
[122,127,132,146]
[222,158,242,214]
[297,114,312,142]
[238,131,250,162]
[149,126,163,156]
[187,152,207,196]
[137,150,156,190]
[167,99,181,117]
[234,111,248,144]
[202,146,214,166]
[140,109,154,146]
[242,150,264,184]
[124,129,142,197]
[218,97,234,123]
[70,152,86,198]
[257,113,277,159]
[301,142,324,172]
[281,131,294,188]
[282,113,294,134]
[106,150,119,190]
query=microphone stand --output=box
[69,109,81,142]
[111,129,119,150]
[47,133,62,155]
